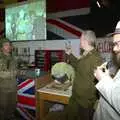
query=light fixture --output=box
[96,0,101,8]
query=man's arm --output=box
[65,53,78,69]
[96,74,120,113]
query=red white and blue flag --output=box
[17,78,36,120]
[47,0,90,39]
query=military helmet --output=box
[0,37,10,48]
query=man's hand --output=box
[65,41,72,55]
[94,62,110,81]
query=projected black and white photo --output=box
[5,0,46,41]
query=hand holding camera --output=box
[94,62,110,81]
[65,41,72,55]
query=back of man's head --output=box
[82,30,96,47]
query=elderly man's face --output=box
[113,34,120,65]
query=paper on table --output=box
[37,82,72,97]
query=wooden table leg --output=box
[40,99,45,120]
[36,92,40,120]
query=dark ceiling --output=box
[90,0,120,37]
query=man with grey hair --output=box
[64,30,102,120]
[81,30,96,47]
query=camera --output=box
[99,62,109,72]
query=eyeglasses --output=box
[113,41,120,47]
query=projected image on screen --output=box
[5,0,46,41]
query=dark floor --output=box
[13,110,25,120]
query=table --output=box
[36,81,72,120]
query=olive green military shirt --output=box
[0,52,18,90]
[69,49,102,108]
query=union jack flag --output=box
[17,78,36,120]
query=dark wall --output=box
[90,0,120,37]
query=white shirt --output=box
[94,70,120,120]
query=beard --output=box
[80,48,85,55]
[112,51,120,68]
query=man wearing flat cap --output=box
[93,21,120,120]
[0,37,18,120]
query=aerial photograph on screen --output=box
[5,0,46,41]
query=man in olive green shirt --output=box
[65,30,102,120]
